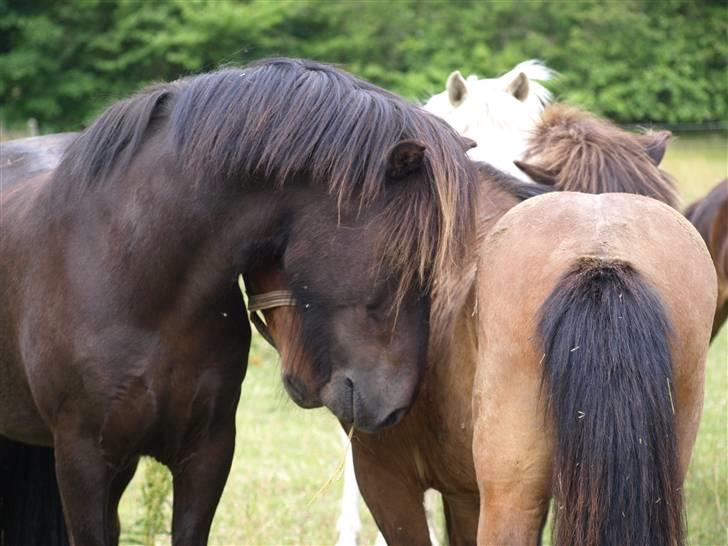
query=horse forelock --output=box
[524,104,679,207]
[56,57,479,364]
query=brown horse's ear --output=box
[447,70,468,106]
[461,136,477,151]
[386,140,427,180]
[506,72,529,102]
[644,130,671,166]
[514,160,558,186]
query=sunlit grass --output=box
[109,133,725,545]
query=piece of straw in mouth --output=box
[306,426,355,507]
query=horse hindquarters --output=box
[0,437,68,546]
[538,259,684,546]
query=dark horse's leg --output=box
[107,458,139,546]
[170,418,236,546]
[53,426,115,546]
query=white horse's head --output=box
[424,60,554,180]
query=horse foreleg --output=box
[170,420,235,546]
[441,493,478,546]
[107,457,139,546]
[351,441,431,546]
[53,428,114,546]
[335,437,362,546]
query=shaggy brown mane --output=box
[521,104,679,207]
[56,58,480,363]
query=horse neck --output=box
[42,147,300,325]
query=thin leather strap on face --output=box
[247,290,296,349]
[248,290,297,312]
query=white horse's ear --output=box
[447,71,468,106]
[643,130,671,166]
[506,72,529,101]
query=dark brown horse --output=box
[245,107,698,545]
[1,132,77,186]
[0,58,481,546]
[685,179,728,339]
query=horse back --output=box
[477,191,716,438]
[1,133,76,189]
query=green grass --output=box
[108,132,723,545]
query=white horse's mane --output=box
[423,59,556,180]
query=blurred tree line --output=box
[1,0,725,131]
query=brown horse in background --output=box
[685,179,728,339]
[1,58,481,546]
[244,104,697,545]
[514,103,679,207]
[474,192,715,546]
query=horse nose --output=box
[283,374,321,409]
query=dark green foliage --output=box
[1,0,725,131]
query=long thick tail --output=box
[0,437,68,546]
[538,258,684,546]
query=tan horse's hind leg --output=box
[472,331,553,545]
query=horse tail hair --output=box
[538,258,684,546]
[0,437,69,546]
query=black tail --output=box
[538,259,684,546]
[0,437,68,546]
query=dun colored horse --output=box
[514,103,678,206]
[0,58,481,545]
[685,179,728,338]
[247,109,713,545]
[474,192,715,546]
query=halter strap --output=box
[247,290,296,349]
[248,290,297,312]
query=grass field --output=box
[49,131,713,545]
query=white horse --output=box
[423,60,554,179]
[335,60,555,546]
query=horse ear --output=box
[644,130,671,166]
[386,140,427,180]
[513,160,558,186]
[506,72,529,101]
[447,70,468,106]
[461,137,477,151]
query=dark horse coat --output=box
[0,59,480,546]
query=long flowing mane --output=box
[56,58,479,362]
[520,104,678,206]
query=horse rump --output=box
[538,258,684,546]
[0,437,68,546]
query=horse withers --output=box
[0,58,480,546]
[685,179,728,339]
[474,192,716,546]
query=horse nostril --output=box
[378,406,408,429]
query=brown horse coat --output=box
[473,192,715,545]
[685,179,728,338]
